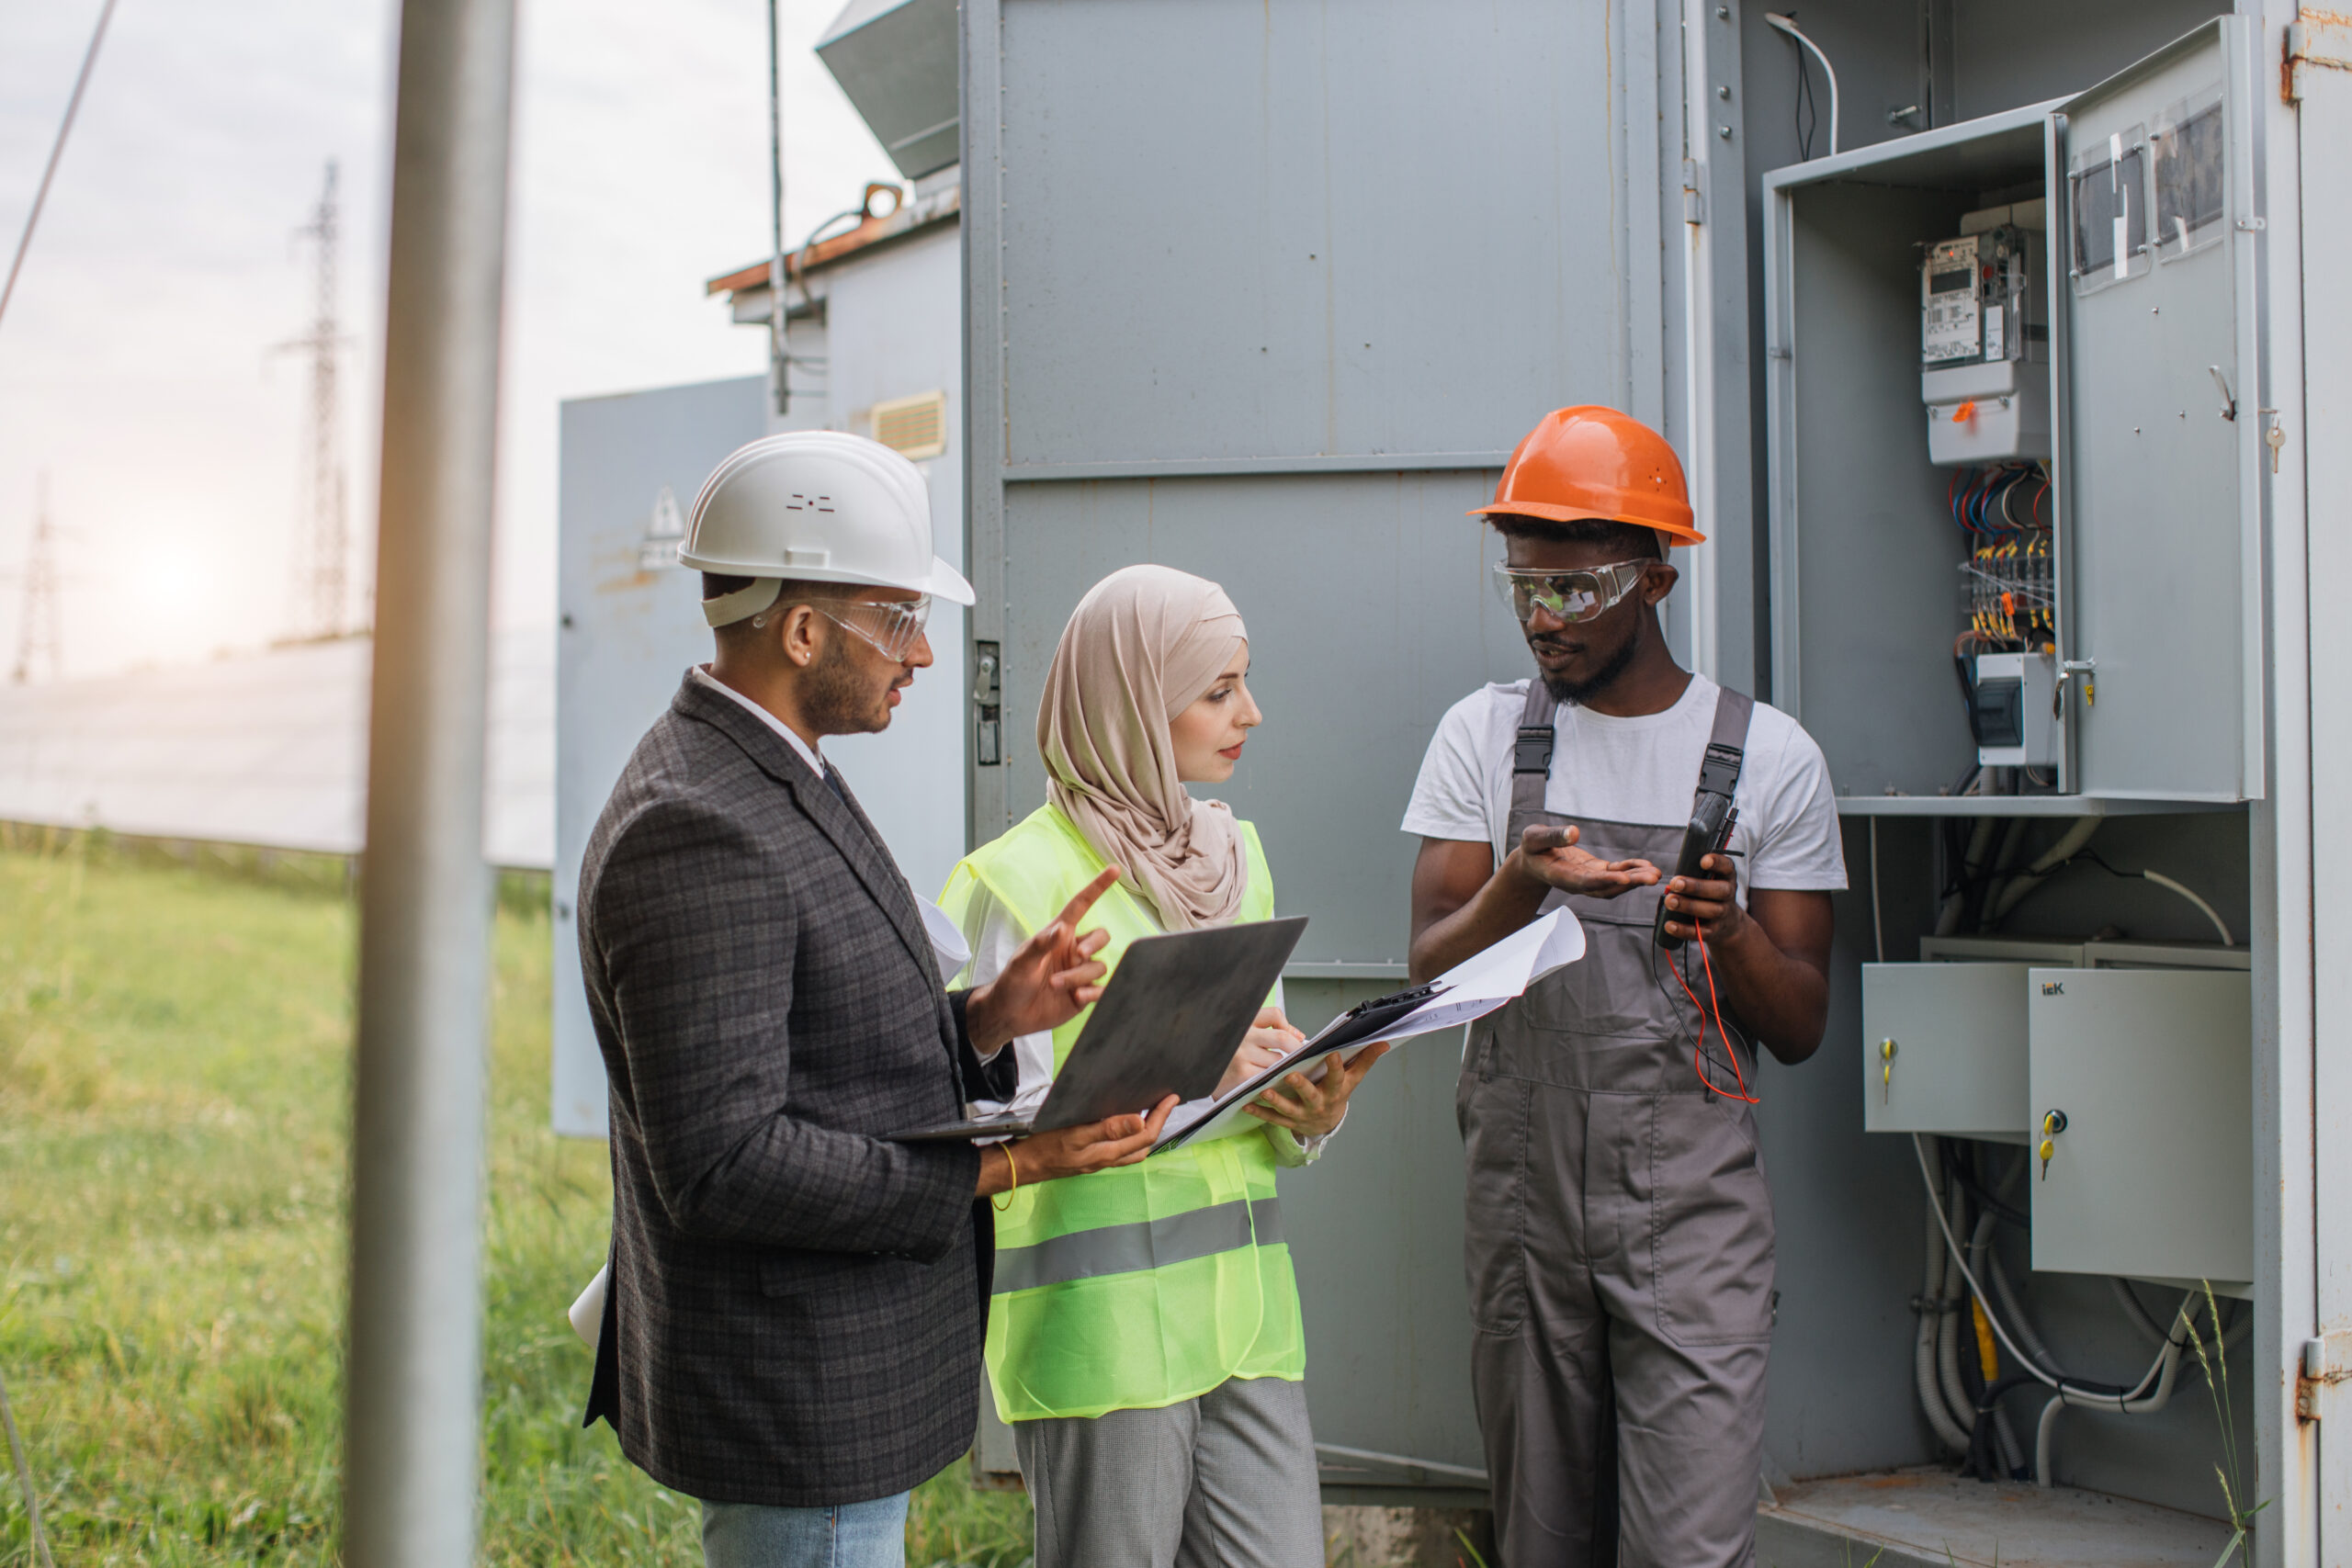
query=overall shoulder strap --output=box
[1510,679,1556,825]
[1698,685,1756,800]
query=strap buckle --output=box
[1513,726,1555,776]
[1696,739,1742,799]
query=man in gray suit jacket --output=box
[579,433,1170,1568]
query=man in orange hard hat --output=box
[1401,407,1846,1565]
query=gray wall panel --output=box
[1279,981,1486,1487]
[1755,819,1941,1480]
[992,469,1522,966]
[995,0,1634,468]
[1951,0,2229,123]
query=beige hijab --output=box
[1037,565,1250,931]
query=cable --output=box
[1868,818,1885,964]
[1792,30,1816,160]
[1912,1134,2202,1410]
[1647,924,1758,1103]
[0,0,121,341]
[2144,870,2234,947]
[1765,15,1839,156]
[2007,850,2236,945]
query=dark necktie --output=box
[822,762,846,802]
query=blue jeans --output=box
[700,1491,910,1568]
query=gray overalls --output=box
[1457,679,1773,1567]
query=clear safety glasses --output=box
[816,594,933,662]
[1492,561,1651,626]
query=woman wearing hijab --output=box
[938,564,1387,1568]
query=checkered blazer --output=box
[577,672,1013,1506]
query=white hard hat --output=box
[679,431,975,626]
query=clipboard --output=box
[1150,907,1588,1152]
[891,915,1308,1142]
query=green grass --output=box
[0,837,1033,1565]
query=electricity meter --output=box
[1922,206,2051,465]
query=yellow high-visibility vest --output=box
[939,804,1305,1422]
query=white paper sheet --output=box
[1158,908,1586,1148]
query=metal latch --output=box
[2058,658,2097,711]
[972,640,1002,767]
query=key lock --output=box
[2038,1108,2069,1179]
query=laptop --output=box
[892,915,1308,1142]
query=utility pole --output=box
[11,474,62,684]
[340,0,514,1562]
[287,161,351,638]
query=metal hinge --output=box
[1682,159,1705,225]
[2288,17,2352,102]
[2297,1330,2352,1420]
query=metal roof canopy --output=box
[818,0,959,180]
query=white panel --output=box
[1862,962,2031,1141]
[2028,965,2251,1282]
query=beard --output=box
[800,629,892,735]
[1535,621,1644,705]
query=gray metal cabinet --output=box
[1860,962,2032,1143]
[2027,965,2251,1284]
[1760,17,2262,810]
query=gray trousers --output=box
[1013,1374,1326,1568]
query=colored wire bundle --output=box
[1949,462,2055,650]
[1960,533,2055,647]
[1947,462,2050,536]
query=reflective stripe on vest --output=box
[940,804,1307,1421]
[994,1196,1285,1293]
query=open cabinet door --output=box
[2053,17,2264,802]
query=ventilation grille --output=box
[871,390,947,461]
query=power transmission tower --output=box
[12,474,62,684]
[285,160,350,638]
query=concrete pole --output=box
[341,2,515,1564]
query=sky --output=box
[0,0,891,678]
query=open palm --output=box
[1519,823,1661,899]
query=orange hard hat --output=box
[1468,405,1702,545]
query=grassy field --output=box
[0,835,1034,1566]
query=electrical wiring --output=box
[1913,1134,2204,1412]
[1765,15,1839,156]
[1869,818,1885,964]
[2007,849,2236,946]
[1647,920,1758,1103]
[1,0,119,342]
[1792,29,1817,160]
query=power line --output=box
[0,0,123,339]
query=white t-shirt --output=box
[1399,673,1848,897]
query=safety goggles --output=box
[815,595,933,662]
[1492,561,1652,625]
